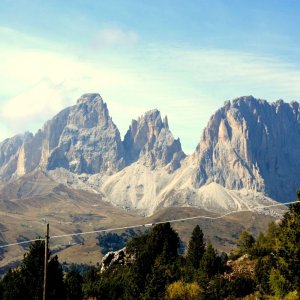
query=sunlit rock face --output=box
[46,93,126,174]
[0,94,126,179]
[1,93,299,211]
[123,109,186,172]
[0,93,185,181]
[0,132,32,181]
[193,96,300,202]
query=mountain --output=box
[0,94,298,216]
[193,96,300,202]
[1,93,295,270]
[46,93,126,175]
[0,94,126,181]
[0,94,185,183]
[123,109,186,172]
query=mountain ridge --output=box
[0,93,299,215]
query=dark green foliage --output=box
[47,255,65,300]
[255,255,278,296]
[21,240,46,299]
[252,221,280,257]
[236,230,255,256]
[227,274,256,298]
[143,256,182,300]
[0,269,25,300]
[97,229,140,254]
[0,240,65,300]
[200,275,229,300]
[125,223,181,299]
[186,225,205,269]
[199,241,222,280]
[97,233,127,254]
[65,270,83,300]
[82,266,100,299]
[61,262,91,276]
[272,200,300,294]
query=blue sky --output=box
[1,0,300,153]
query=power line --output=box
[0,238,45,249]
[0,200,297,249]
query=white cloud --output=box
[1,27,300,153]
[92,27,139,48]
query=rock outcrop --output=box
[100,247,134,273]
[193,96,300,202]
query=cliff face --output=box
[193,96,300,202]
[0,132,32,181]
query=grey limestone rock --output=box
[0,93,126,180]
[47,93,126,174]
[123,109,186,172]
[193,96,300,202]
[0,132,32,181]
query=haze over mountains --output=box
[0,93,299,216]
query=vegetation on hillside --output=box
[0,191,299,299]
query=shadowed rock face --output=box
[123,109,186,172]
[193,96,300,202]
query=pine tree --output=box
[65,270,83,300]
[21,240,47,300]
[199,241,221,280]
[0,269,25,300]
[274,193,300,293]
[236,230,255,256]
[186,225,205,269]
[0,240,65,300]
[47,255,65,299]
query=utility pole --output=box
[43,223,49,300]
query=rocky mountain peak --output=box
[194,96,300,202]
[76,93,103,105]
[123,109,185,171]
[47,93,125,174]
[68,93,110,129]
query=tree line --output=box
[0,191,300,299]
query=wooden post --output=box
[43,223,49,300]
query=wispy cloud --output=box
[92,27,139,48]
[1,27,300,152]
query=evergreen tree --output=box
[82,266,99,299]
[236,230,255,256]
[21,240,47,300]
[65,270,83,300]
[186,225,205,269]
[273,195,300,293]
[198,241,221,282]
[0,240,65,300]
[125,222,180,298]
[47,255,65,299]
[0,269,25,300]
